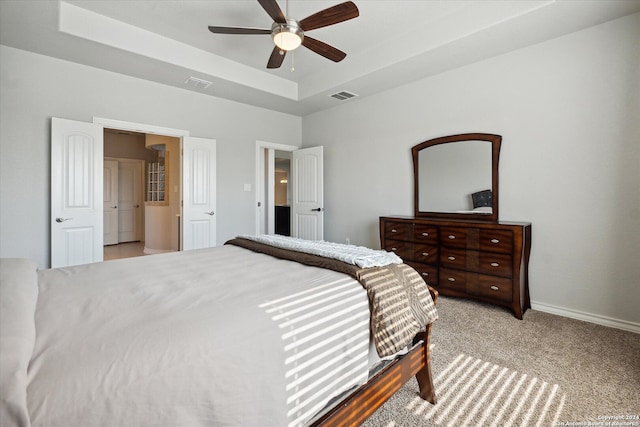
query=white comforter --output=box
[238,234,402,268]
[0,245,372,427]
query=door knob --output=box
[111,206,117,209]
[310,208,323,212]
[134,204,140,208]
[205,211,215,216]
[55,217,72,223]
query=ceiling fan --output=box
[208,0,359,69]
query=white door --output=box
[182,137,216,250]
[292,146,323,240]
[118,160,143,242]
[51,118,104,267]
[103,160,119,245]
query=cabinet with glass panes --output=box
[147,161,166,202]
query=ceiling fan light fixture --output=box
[209,0,359,69]
[271,20,304,51]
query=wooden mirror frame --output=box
[412,133,501,222]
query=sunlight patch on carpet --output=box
[405,354,565,426]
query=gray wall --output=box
[0,45,302,268]
[302,13,640,326]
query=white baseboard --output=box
[531,301,640,334]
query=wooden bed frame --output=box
[311,287,438,426]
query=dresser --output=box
[380,216,531,319]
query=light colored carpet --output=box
[362,297,640,427]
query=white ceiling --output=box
[2,0,639,116]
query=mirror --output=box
[412,133,501,221]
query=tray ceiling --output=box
[1,0,639,115]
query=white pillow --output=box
[473,206,493,213]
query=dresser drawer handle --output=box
[422,272,429,277]
[448,235,456,240]
[490,262,500,267]
[448,256,456,261]
[422,232,429,237]
[391,247,398,251]
[490,285,499,291]
[422,252,430,257]
[491,239,500,244]
[391,229,398,233]
[448,277,456,282]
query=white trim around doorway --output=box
[93,117,190,137]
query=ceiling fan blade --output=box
[208,26,271,35]
[299,1,359,31]
[267,46,286,69]
[302,36,347,63]
[258,0,286,24]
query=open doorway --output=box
[255,141,297,236]
[274,151,291,236]
[51,117,216,267]
[255,142,324,240]
[103,129,181,260]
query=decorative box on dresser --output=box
[380,216,532,319]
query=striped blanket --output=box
[356,264,438,356]
[227,237,438,357]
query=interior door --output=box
[292,146,324,240]
[182,137,216,250]
[118,159,143,242]
[51,117,104,267]
[103,160,119,245]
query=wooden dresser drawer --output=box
[478,252,512,278]
[439,247,468,271]
[438,268,467,292]
[439,248,512,278]
[384,221,410,241]
[476,274,513,303]
[414,225,438,244]
[479,229,513,254]
[414,244,438,264]
[407,262,438,287]
[384,239,412,261]
[440,227,468,249]
[439,270,512,303]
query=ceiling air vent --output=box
[184,76,212,90]
[329,90,358,101]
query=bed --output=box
[0,235,438,427]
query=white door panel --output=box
[51,118,103,267]
[103,160,119,245]
[292,146,323,241]
[118,160,143,242]
[183,137,216,250]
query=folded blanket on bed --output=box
[237,234,402,268]
[228,237,437,357]
[356,264,438,356]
